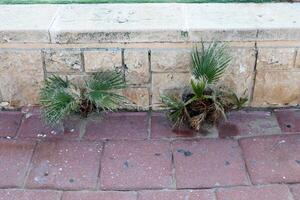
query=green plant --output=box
[161,41,247,131]
[40,71,127,125]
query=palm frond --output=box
[40,75,80,125]
[161,95,187,127]
[190,77,207,99]
[191,42,231,84]
[85,71,127,111]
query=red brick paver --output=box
[0,112,23,137]
[85,112,148,140]
[240,134,300,184]
[218,111,281,138]
[0,140,35,188]
[275,109,300,133]
[289,184,300,200]
[62,191,137,200]
[100,140,172,190]
[216,185,292,200]
[0,189,61,200]
[138,190,215,200]
[151,113,194,138]
[18,114,80,139]
[26,140,102,190]
[173,139,249,188]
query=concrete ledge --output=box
[0,3,300,43]
[0,3,300,109]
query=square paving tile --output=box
[138,190,215,200]
[151,113,195,139]
[0,189,61,200]
[173,139,249,188]
[18,114,80,139]
[0,112,23,137]
[218,111,281,138]
[100,140,172,190]
[216,185,292,200]
[0,140,35,188]
[240,135,300,184]
[85,112,148,140]
[62,191,137,200]
[289,184,300,200]
[26,140,102,190]
[275,109,300,133]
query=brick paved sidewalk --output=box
[0,107,300,200]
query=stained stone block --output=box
[124,49,150,85]
[84,50,122,72]
[253,70,300,106]
[151,49,191,72]
[257,48,296,70]
[151,73,190,109]
[0,50,43,106]
[219,47,256,98]
[44,49,83,72]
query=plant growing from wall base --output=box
[40,71,127,125]
[161,42,248,131]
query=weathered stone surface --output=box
[138,190,215,200]
[44,49,83,72]
[187,3,300,41]
[121,88,149,110]
[0,111,23,137]
[275,109,300,133]
[0,5,58,43]
[240,135,300,184]
[257,48,296,70]
[296,49,300,68]
[0,190,61,200]
[173,139,249,188]
[62,191,137,200]
[100,140,172,190]
[290,184,300,200]
[50,4,186,43]
[151,49,191,72]
[186,4,257,42]
[219,47,256,98]
[124,49,149,85]
[252,71,300,106]
[0,50,44,106]
[216,185,292,200]
[84,49,122,72]
[151,72,190,108]
[0,140,36,188]
[218,111,281,138]
[26,140,102,190]
[85,112,148,140]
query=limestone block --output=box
[49,4,186,43]
[257,48,296,70]
[151,72,190,109]
[122,88,149,110]
[219,47,256,98]
[124,49,150,85]
[151,49,191,72]
[0,50,44,106]
[84,50,122,72]
[44,49,83,72]
[253,71,300,106]
[0,5,58,43]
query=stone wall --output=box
[0,4,300,110]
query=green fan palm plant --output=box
[161,41,247,132]
[40,71,127,125]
